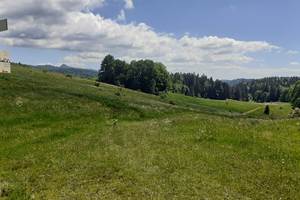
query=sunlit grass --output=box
[0,64,299,199]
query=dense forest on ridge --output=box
[98,55,300,107]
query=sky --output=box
[1,0,300,79]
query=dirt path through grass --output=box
[243,106,263,115]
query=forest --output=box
[98,55,300,108]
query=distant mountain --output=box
[34,64,98,79]
[222,78,254,86]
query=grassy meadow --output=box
[0,64,300,199]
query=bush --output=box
[169,100,176,105]
[264,105,270,115]
[290,107,300,118]
[94,82,100,87]
[159,92,167,99]
[65,74,72,79]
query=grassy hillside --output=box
[0,64,299,199]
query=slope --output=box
[0,64,299,199]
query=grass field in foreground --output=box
[0,64,299,199]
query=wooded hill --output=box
[98,55,300,107]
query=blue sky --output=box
[107,0,297,44]
[1,0,300,79]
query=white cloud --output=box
[234,66,300,79]
[63,52,107,68]
[0,0,282,78]
[116,0,133,22]
[117,9,126,21]
[0,0,105,19]
[287,50,299,55]
[124,0,134,10]
[290,62,300,66]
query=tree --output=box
[279,88,291,102]
[291,81,300,108]
[98,55,115,84]
[169,72,233,100]
[98,55,170,95]
[114,59,128,86]
[153,62,170,93]
[98,54,300,103]
[138,60,157,94]
[293,98,300,108]
[232,77,300,102]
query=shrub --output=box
[159,92,167,99]
[264,105,270,115]
[94,82,100,87]
[290,107,300,118]
[0,182,11,198]
[169,100,176,105]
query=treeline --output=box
[170,73,230,100]
[98,55,231,99]
[170,74,300,103]
[231,77,300,102]
[98,55,300,107]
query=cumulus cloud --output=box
[63,52,107,68]
[117,9,126,21]
[229,66,300,79]
[287,50,299,55]
[290,61,300,66]
[116,0,133,22]
[124,0,134,10]
[0,0,282,78]
[0,0,105,19]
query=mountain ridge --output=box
[34,63,98,78]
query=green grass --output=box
[0,64,299,199]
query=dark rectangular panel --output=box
[0,19,8,32]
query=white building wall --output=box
[0,51,11,73]
[0,62,11,73]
